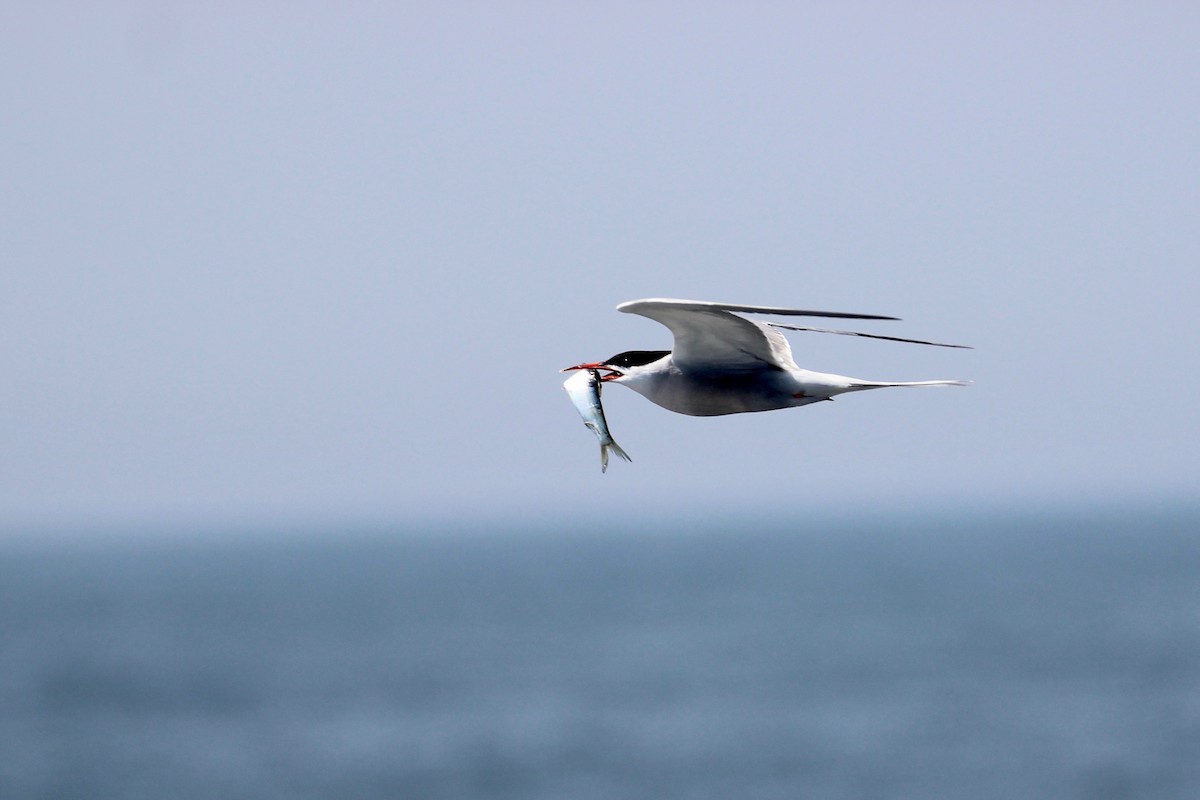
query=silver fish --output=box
[563,368,632,473]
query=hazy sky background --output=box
[3,4,1197,533]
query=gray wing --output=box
[617,298,813,373]
[619,298,899,321]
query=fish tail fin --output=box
[603,440,632,472]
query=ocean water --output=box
[1,509,1198,799]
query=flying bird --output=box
[561,298,969,417]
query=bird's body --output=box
[563,298,968,418]
[614,355,952,416]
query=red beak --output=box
[560,362,622,380]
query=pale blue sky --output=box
[3,4,1197,532]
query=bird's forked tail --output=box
[846,379,970,390]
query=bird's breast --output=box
[621,368,798,416]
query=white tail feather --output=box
[847,380,970,390]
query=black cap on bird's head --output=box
[602,350,670,369]
[560,350,669,380]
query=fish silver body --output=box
[562,368,632,472]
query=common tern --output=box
[561,298,969,417]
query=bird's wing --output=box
[767,323,972,349]
[616,298,880,373]
[619,298,899,321]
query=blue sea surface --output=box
[1,509,1198,799]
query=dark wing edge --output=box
[768,322,972,349]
